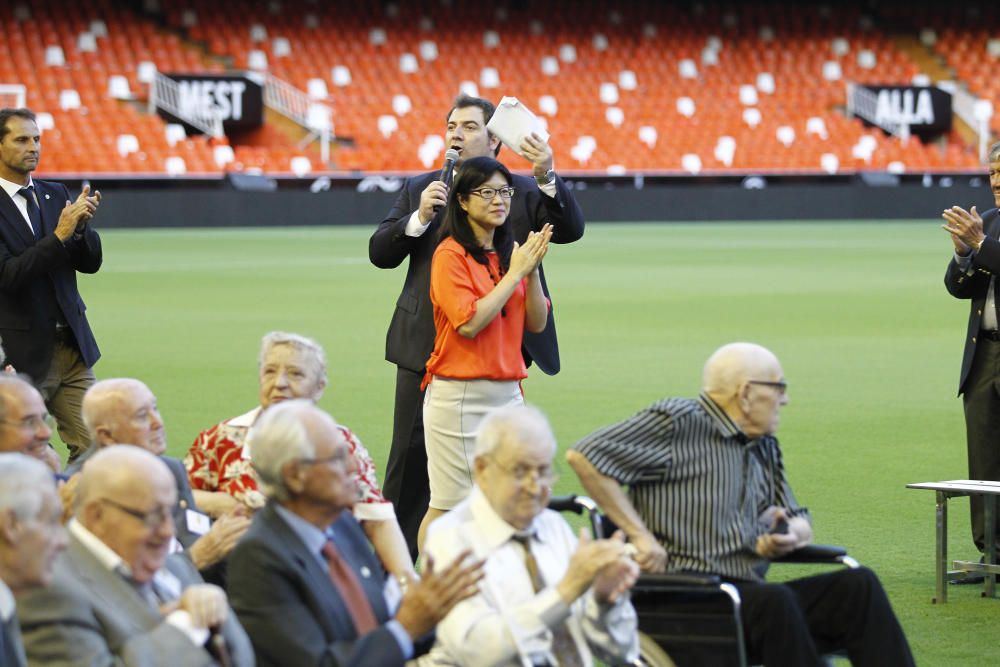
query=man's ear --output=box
[282,461,305,495]
[95,424,116,447]
[0,509,19,544]
[488,133,501,154]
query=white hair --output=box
[250,399,320,501]
[474,403,556,460]
[0,453,56,521]
[259,331,327,382]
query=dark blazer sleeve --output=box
[539,175,585,244]
[227,509,407,667]
[41,181,102,274]
[368,173,437,269]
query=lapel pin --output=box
[360,566,371,578]
[44,194,50,199]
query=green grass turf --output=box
[76,221,990,665]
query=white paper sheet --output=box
[485,96,550,158]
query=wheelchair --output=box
[548,495,859,667]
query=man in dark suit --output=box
[0,107,102,463]
[76,378,250,576]
[0,453,68,667]
[17,446,254,666]
[943,140,1000,571]
[227,399,483,667]
[369,94,585,559]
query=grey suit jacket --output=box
[16,534,254,667]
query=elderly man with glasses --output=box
[17,446,253,666]
[567,342,914,667]
[422,403,639,667]
[0,375,64,470]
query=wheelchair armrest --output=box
[637,571,723,588]
[771,544,849,564]
[547,495,586,515]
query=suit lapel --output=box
[0,188,34,247]
[64,535,163,628]
[260,505,359,636]
[33,181,57,238]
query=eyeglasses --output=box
[748,380,788,395]
[99,498,173,530]
[489,457,558,486]
[468,186,515,201]
[0,413,55,432]
[298,450,349,467]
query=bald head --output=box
[82,378,166,455]
[76,445,173,509]
[702,343,781,395]
[702,342,788,439]
[77,446,176,583]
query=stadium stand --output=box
[0,0,992,175]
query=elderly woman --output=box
[185,331,414,577]
[418,156,552,550]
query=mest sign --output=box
[164,74,264,129]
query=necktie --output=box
[511,534,583,667]
[16,187,41,240]
[321,538,378,635]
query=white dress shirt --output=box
[422,486,638,667]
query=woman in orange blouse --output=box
[418,156,552,549]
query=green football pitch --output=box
[77,221,992,665]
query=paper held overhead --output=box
[485,96,550,159]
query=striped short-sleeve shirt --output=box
[572,393,808,582]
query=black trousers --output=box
[382,366,429,561]
[733,567,914,667]
[962,337,1000,555]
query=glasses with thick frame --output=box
[99,498,173,530]
[468,186,515,201]
[747,380,788,395]
[488,456,558,486]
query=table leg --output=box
[985,495,996,599]
[934,491,948,604]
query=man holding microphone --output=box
[368,94,584,559]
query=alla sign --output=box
[863,85,952,136]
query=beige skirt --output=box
[423,377,523,510]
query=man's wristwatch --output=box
[535,169,555,186]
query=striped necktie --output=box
[512,534,583,667]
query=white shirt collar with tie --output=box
[0,175,39,237]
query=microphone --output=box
[432,148,461,215]
[440,148,460,188]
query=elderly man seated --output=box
[227,400,483,667]
[567,342,914,667]
[71,378,250,575]
[423,404,639,667]
[0,453,67,667]
[17,446,254,666]
[185,331,413,577]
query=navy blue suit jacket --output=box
[944,207,1000,394]
[228,503,407,667]
[369,170,584,376]
[0,179,101,381]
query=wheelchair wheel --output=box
[636,631,677,667]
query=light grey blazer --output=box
[16,534,254,666]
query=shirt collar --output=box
[229,406,262,428]
[468,486,545,552]
[0,577,14,621]
[696,393,749,443]
[273,503,333,556]
[69,518,127,575]
[0,174,33,200]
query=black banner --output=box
[860,85,952,137]
[162,73,264,130]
